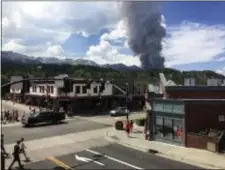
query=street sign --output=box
[74,155,105,166]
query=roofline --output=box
[152,98,225,103]
[165,85,225,91]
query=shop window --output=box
[163,118,173,140]
[153,103,163,112]
[155,117,164,138]
[173,104,184,114]
[75,86,81,94]
[163,104,173,112]
[173,119,184,142]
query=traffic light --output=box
[63,78,73,92]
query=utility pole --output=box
[125,82,129,120]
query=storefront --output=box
[149,99,185,146]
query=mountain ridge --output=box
[1,51,141,71]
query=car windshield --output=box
[29,112,39,117]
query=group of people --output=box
[1,134,30,170]
[1,110,19,124]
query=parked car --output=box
[109,107,130,117]
[21,110,66,127]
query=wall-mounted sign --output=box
[218,115,225,122]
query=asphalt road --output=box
[15,144,202,170]
[2,118,110,144]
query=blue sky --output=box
[2,1,225,75]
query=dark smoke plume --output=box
[120,2,166,69]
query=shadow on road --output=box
[24,121,68,128]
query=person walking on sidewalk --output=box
[20,138,30,162]
[8,140,24,170]
[125,119,131,137]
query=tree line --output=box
[1,60,225,86]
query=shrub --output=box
[115,120,124,130]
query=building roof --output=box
[165,85,225,92]
[153,97,225,103]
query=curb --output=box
[104,130,224,169]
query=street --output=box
[3,118,110,144]
[14,144,202,170]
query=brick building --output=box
[149,98,225,152]
[146,73,225,153]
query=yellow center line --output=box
[47,156,73,170]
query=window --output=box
[82,86,87,94]
[50,86,54,94]
[32,86,37,92]
[39,86,45,93]
[93,86,98,93]
[163,118,173,140]
[163,104,173,112]
[47,86,50,93]
[75,86,81,94]
[173,104,184,114]
[153,103,163,112]
[155,117,164,138]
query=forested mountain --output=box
[2,55,225,86]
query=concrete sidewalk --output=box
[105,126,225,169]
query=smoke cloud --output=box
[120,2,166,69]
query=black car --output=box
[21,110,66,127]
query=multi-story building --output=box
[7,75,145,114]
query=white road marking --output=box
[85,149,144,170]
[75,155,105,166]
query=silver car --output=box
[109,107,130,117]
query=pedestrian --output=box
[125,120,131,137]
[20,138,30,162]
[15,110,19,122]
[8,140,24,170]
[130,120,133,132]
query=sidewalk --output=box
[105,125,225,169]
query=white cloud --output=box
[100,20,127,41]
[216,67,225,76]
[2,2,225,68]
[3,40,27,53]
[46,45,64,57]
[2,1,119,57]
[86,20,140,66]
[163,21,225,67]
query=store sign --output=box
[218,115,225,122]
